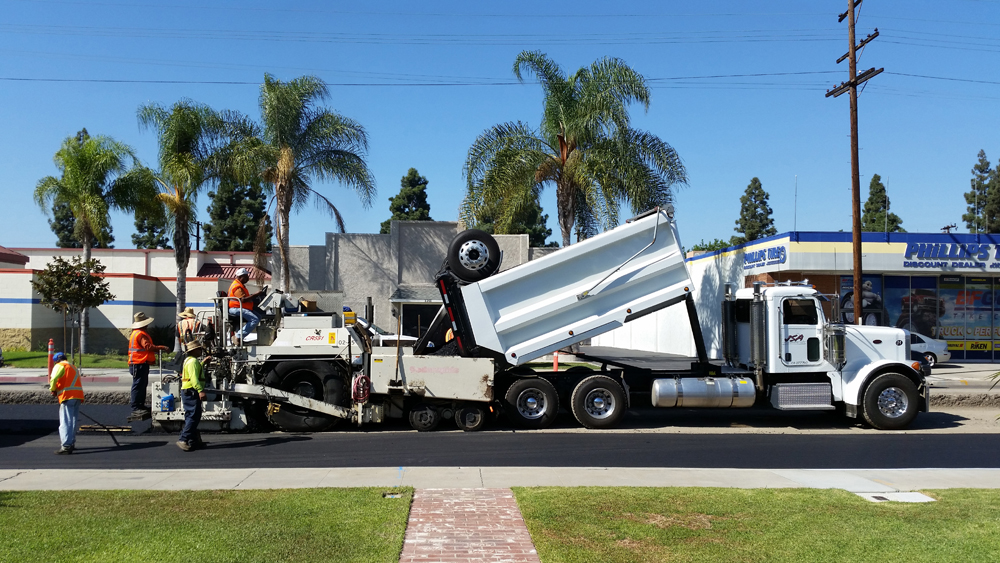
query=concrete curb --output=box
[0,391,131,405]
[1,467,999,491]
[2,390,998,408]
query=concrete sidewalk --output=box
[2,466,999,492]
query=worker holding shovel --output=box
[50,352,83,455]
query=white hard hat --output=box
[235,267,249,277]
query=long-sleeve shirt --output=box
[181,356,205,392]
[49,362,69,392]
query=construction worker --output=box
[128,312,169,417]
[177,343,207,451]
[227,268,264,344]
[49,352,83,455]
[177,307,201,350]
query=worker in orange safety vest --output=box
[128,311,169,416]
[50,352,83,454]
[227,268,264,344]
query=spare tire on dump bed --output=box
[447,229,501,283]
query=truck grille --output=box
[770,383,834,410]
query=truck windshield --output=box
[783,299,818,325]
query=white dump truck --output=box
[152,207,927,433]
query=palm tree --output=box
[34,131,153,353]
[230,74,376,292]
[138,100,226,339]
[462,51,688,247]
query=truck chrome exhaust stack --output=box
[721,283,738,368]
[750,282,766,390]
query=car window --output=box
[782,299,818,325]
[910,334,924,344]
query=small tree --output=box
[474,195,558,247]
[861,174,905,232]
[733,177,777,244]
[132,207,172,249]
[380,168,432,234]
[30,256,114,363]
[203,180,272,251]
[690,238,731,252]
[964,150,993,233]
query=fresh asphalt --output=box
[2,404,1000,471]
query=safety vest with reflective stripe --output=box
[181,356,206,392]
[128,329,155,364]
[50,361,84,403]
[228,279,253,310]
[178,318,199,345]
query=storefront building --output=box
[694,231,1000,361]
[594,230,1000,362]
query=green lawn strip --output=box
[0,488,412,563]
[3,351,130,369]
[514,487,1000,563]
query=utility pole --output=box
[826,0,883,325]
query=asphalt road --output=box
[3,404,1000,470]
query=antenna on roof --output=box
[941,224,956,234]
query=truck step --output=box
[770,383,835,410]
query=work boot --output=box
[176,441,192,451]
[55,446,73,455]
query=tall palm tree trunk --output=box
[556,180,576,248]
[80,238,91,356]
[276,186,292,292]
[174,215,191,352]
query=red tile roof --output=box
[0,245,29,266]
[196,263,272,280]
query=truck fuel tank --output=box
[652,377,756,408]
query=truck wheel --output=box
[454,404,487,432]
[862,372,919,430]
[504,378,559,429]
[408,404,440,431]
[447,229,501,283]
[263,361,345,432]
[570,375,626,429]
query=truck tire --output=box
[447,229,501,283]
[263,361,345,432]
[454,404,487,432]
[570,375,626,429]
[408,404,440,431]
[503,377,559,429]
[861,372,919,430]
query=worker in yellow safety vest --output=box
[49,352,83,454]
[177,343,208,451]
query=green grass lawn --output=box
[2,350,132,369]
[515,487,1000,563]
[0,488,412,563]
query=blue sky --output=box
[2,0,999,251]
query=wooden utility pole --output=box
[826,0,882,324]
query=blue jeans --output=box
[179,388,202,446]
[59,398,81,448]
[129,363,150,410]
[228,307,260,338]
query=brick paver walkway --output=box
[399,488,541,563]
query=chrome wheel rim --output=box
[516,389,547,420]
[877,386,908,418]
[584,389,615,419]
[458,240,490,271]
